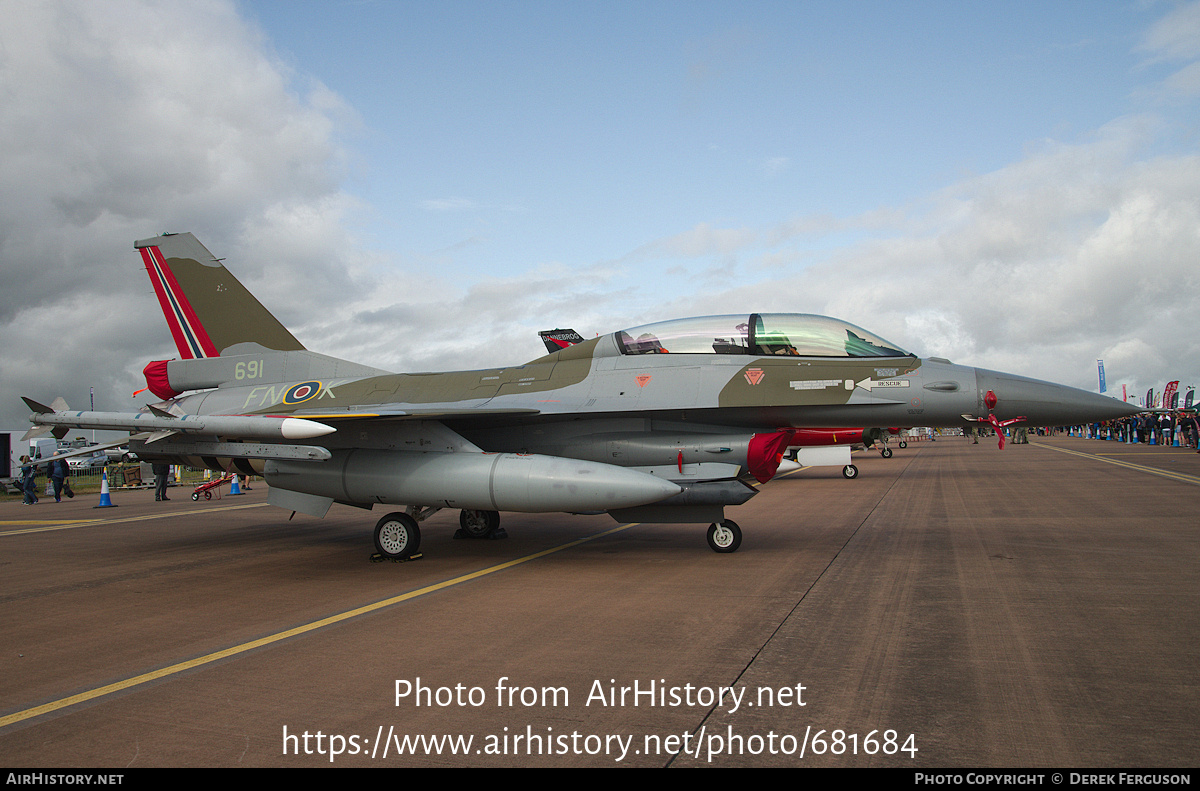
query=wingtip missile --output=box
[25,407,337,442]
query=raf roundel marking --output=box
[283,381,322,405]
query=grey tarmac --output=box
[0,435,1196,767]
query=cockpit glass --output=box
[616,315,751,355]
[614,314,910,358]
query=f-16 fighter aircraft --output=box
[24,233,1140,556]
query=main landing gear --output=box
[456,509,505,540]
[706,519,742,553]
[373,512,422,560]
[374,508,743,557]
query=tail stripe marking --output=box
[139,245,219,359]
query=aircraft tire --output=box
[706,520,742,553]
[881,448,893,458]
[374,512,421,559]
[898,441,907,448]
[842,464,858,479]
[459,509,500,538]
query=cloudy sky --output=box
[3,0,1199,430]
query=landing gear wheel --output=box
[881,448,893,458]
[191,492,199,501]
[898,441,907,448]
[374,512,421,559]
[458,509,500,538]
[706,520,742,553]
[842,464,859,479]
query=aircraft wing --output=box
[286,407,541,421]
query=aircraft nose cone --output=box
[974,368,1142,425]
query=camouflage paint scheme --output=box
[25,233,1140,554]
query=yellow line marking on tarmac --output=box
[1092,452,1196,456]
[0,521,641,730]
[0,520,103,525]
[0,503,272,536]
[1031,442,1200,486]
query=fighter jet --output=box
[24,233,1140,556]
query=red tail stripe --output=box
[139,245,219,358]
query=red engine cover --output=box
[142,360,181,400]
[747,429,797,483]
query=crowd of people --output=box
[1028,412,1200,450]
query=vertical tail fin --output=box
[135,233,305,358]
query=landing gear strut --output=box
[706,519,742,553]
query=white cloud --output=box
[1140,0,1200,62]
[631,222,759,260]
[0,0,357,426]
[1138,0,1200,99]
[604,116,1200,396]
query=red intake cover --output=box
[747,429,797,483]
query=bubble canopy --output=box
[613,313,913,358]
